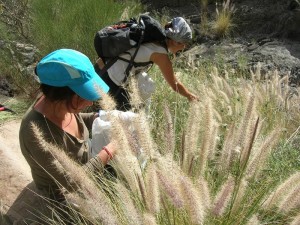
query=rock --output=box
[0,78,14,97]
[0,41,39,97]
[288,0,300,10]
[180,38,300,85]
[11,41,39,66]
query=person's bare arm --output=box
[150,52,198,101]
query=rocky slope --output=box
[145,0,300,83]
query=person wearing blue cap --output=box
[19,49,115,202]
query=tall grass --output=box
[1,0,142,99]
[29,0,143,60]
[28,65,300,224]
[213,0,235,37]
[198,0,235,38]
[0,96,32,124]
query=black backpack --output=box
[94,14,166,82]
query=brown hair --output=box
[40,84,76,109]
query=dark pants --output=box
[94,64,132,111]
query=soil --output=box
[0,120,32,221]
[0,120,32,202]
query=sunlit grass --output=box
[29,0,143,60]
[27,64,300,224]
[213,0,235,38]
[0,96,31,125]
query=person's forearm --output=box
[83,142,116,174]
[174,81,193,97]
[174,82,199,101]
[97,142,116,165]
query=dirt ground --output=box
[0,120,36,224]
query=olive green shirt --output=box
[19,105,103,194]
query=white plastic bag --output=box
[91,118,111,157]
[137,72,155,101]
[91,110,148,169]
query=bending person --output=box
[95,17,199,111]
[19,49,114,202]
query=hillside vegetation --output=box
[1,0,300,224]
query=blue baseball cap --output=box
[36,49,109,101]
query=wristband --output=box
[102,146,113,160]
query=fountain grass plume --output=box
[209,123,219,160]
[267,70,281,97]
[136,172,147,207]
[218,123,236,172]
[143,213,157,225]
[210,71,236,120]
[206,88,218,101]
[179,175,205,224]
[145,163,160,214]
[112,154,142,195]
[230,178,248,215]
[108,116,144,195]
[196,177,212,211]
[277,185,300,213]
[163,103,175,155]
[114,182,143,225]
[212,176,235,216]
[95,84,116,111]
[180,130,186,168]
[211,68,223,90]
[245,214,261,225]
[128,75,143,110]
[134,111,156,158]
[108,115,132,157]
[250,63,262,82]
[199,98,215,176]
[213,107,223,122]
[290,213,300,225]
[181,101,202,173]
[31,123,83,191]
[156,169,184,208]
[235,91,256,157]
[246,127,281,178]
[218,90,231,105]
[239,116,259,171]
[65,191,118,225]
[107,112,144,190]
[217,92,258,170]
[263,171,300,209]
[31,123,119,225]
[222,75,234,98]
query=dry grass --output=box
[213,0,235,37]
[28,65,300,224]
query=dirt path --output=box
[0,120,32,218]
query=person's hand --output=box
[188,93,199,102]
[97,141,117,164]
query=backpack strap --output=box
[122,17,145,83]
[99,17,145,83]
[99,57,119,75]
[115,57,153,67]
